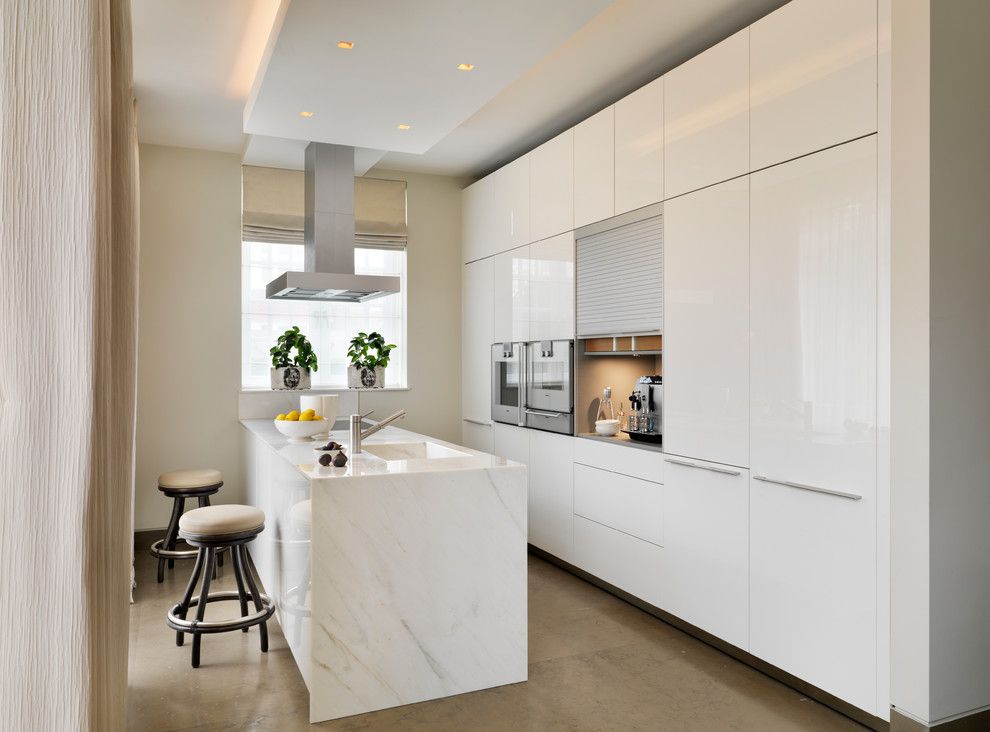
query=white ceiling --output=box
[132,0,788,178]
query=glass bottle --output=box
[596,387,614,422]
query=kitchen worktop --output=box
[576,431,664,453]
[239,417,528,723]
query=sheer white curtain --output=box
[0,1,138,729]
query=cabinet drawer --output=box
[573,438,663,484]
[574,464,662,546]
[572,516,662,608]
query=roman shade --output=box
[242,165,407,248]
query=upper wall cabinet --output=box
[573,106,615,228]
[664,29,749,199]
[529,232,575,342]
[530,130,574,242]
[615,76,663,215]
[750,0,877,170]
[461,176,496,263]
[493,155,531,251]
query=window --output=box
[241,242,407,389]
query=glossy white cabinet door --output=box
[750,136,877,499]
[462,258,495,424]
[462,420,493,454]
[493,245,530,343]
[529,430,574,561]
[663,177,749,467]
[664,29,749,198]
[572,516,663,608]
[615,76,663,214]
[529,232,574,342]
[750,478,877,713]
[492,422,530,466]
[749,136,878,715]
[493,155,530,251]
[461,176,496,263]
[573,464,662,546]
[662,458,748,650]
[530,130,574,242]
[750,0,877,170]
[573,106,615,228]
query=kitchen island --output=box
[239,419,528,723]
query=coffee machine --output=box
[624,375,662,443]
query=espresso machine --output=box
[623,375,662,443]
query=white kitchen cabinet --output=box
[530,130,574,242]
[750,136,877,502]
[664,29,749,198]
[529,232,574,342]
[662,457,748,650]
[461,420,493,454]
[750,0,877,170]
[528,430,574,561]
[663,177,749,467]
[615,76,663,214]
[572,516,662,608]
[574,437,663,484]
[462,257,494,425]
[573,106,615,228]
[493,245,530,343]
[749,136,877,714]
[573,464,662,546]
[461,176,496,263]
[750,477,877,713]
[493,422,530,466]
[493,155,530,251]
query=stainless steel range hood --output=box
[265,142,400,302]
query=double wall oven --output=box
[491,340,574,435]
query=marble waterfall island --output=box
[240,419,528,723]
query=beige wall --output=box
[135,144,242,530]
[136,151,466,530]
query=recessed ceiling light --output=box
[299,111,314,118]
[337,40,354,50]
[457,63,475,71]
[396,124,411,130]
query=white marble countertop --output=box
[239,418,518,481]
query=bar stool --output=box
[166,504,274,668]
[150,468,224,583]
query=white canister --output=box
[299,395,323,415]
[320,394,339,429]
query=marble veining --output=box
[240,419,528,723]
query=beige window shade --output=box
[241,165,408,248]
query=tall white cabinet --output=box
[573,106,615,228]
[614,77,663,214]
[530,130,574,242]
[662,177,749,467]
[749,136,878,713]
[461,258,494,452]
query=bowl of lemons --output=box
[274,409,329,443]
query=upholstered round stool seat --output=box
[158,468,223,492]
[179,505,265,540]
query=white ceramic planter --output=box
[271,366,311,390]
[347,365,385,389]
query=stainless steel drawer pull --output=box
[525,409,566,419]
[664,458,741,476]
[752,474,862,500]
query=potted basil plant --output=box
[346,331,396,389]
[269,326,318,390]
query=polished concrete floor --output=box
[128,548,863,731]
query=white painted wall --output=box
[929,0,990,721]
[889,0,931,722]
[136,152,467,531]
[135,144,243,531]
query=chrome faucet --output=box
[348,410,406,453]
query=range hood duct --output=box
[265,142,400,303]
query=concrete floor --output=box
[128,549,863,731]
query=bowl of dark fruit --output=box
[314,441,348,471]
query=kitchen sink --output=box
[362,441,470,461]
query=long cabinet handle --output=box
[752,474,862,501]
[463,418,492,427]
[525,409,566,419]
[664,457,741,476]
